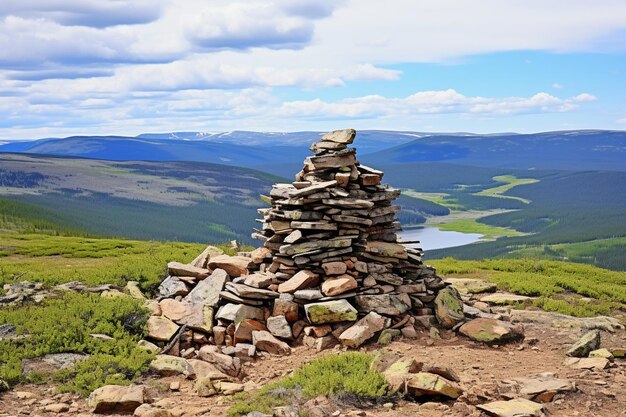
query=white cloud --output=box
[0,0,624,137]
[552,83,564,89]
[278,90,597,118]
[0,0,164,28]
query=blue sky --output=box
[0,0,625,139]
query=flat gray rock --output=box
[183,269,228,307]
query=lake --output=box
[398,226,483,251]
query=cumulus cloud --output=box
[0,0,624,137]
[278,90,598,119]
[0,0,164,28]
[185,2,316,50]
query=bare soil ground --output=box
[1,321,624,417]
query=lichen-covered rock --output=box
[406,372,463,399]
[382,357,422,393]
[305,300,358,324]
[378,329,401,345]
[589,348,614,360]
[354,294,411,316]
[88,384,145,413]
[149,355,194,377]
[434,286,464,329]
[459,318,524,344]
[445,278,497,294]
[566,330,600,357]
[195,377,217,397]
[370,350,403,373]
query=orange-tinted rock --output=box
[321,274,357,296]
[277,270,319,293]
[208,255,251,278]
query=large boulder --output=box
[88,384,145,413]
[566,330,601,357]
[459,318,524,344]
[434,286,464,329]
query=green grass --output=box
[474,175,539,204]
[0,217,247,394]
[0,233,206,293]
[402,189,464,210]
[228,352,388,416]
[430,258,626,317]
[508,238,626,266]
[0,293,154,395]
[433,218,523,239]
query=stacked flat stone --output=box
[148,129,448,358]
[251,129,446,326]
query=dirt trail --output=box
[1,321,624,417]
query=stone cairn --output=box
[148,129,450,361]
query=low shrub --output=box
[0,293,153,394]
[228,352,388,416]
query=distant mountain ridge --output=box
[1,129,625,172]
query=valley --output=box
[1,129,626,271]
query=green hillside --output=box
[0,153,283,244]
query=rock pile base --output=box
[146,129,458,359]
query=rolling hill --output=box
[2,129,626,270]
[2,130,625,173]
[0,153,283,243]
